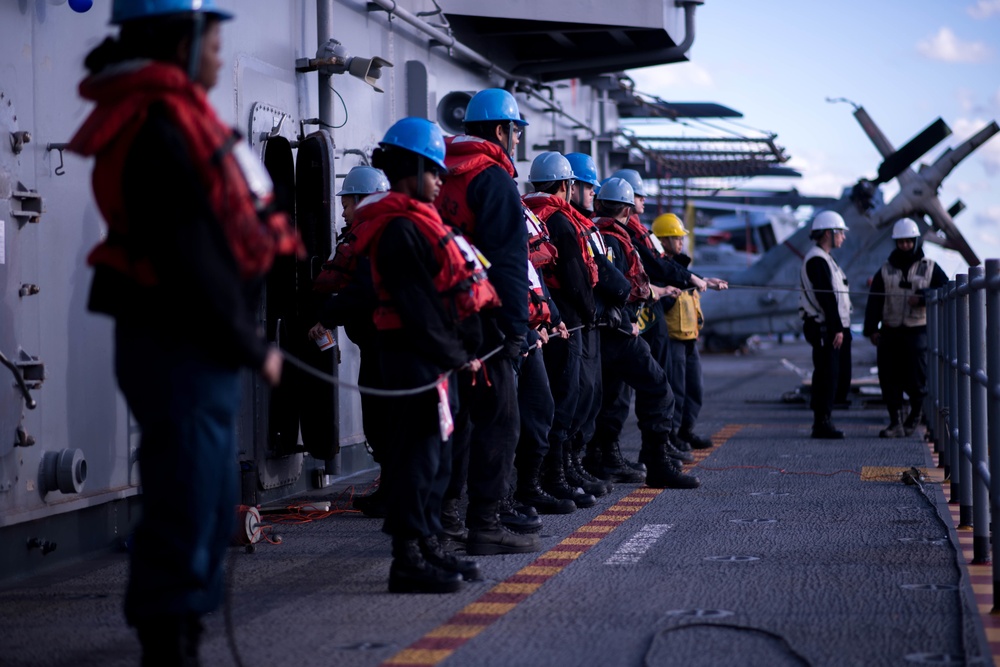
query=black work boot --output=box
[879,410,905,438]
[662,435,695,464]
[678,429,713,450]
[639,441,700,489]
[903,405,924,436]
[439,498,468,544]
[811,413,844,440]
[353,484,388,518]
[570,434,613,494]
[563,448,610,497]
[419,535,482,581]
[389,538,463,593]
[499,493,543,533]
[137,616,191,667]
[584,437,646,484]
[466,501,541,555]
[540,453,597,508]
[515,456,576,514]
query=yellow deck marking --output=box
[377,427,744,667]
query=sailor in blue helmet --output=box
[561,155,638,484]
[309,166,392,518]
[352,117,494,592]
[434,89,539,555]
[68,0,302,662]
[608,169,711,457]
[519,152,603,514]
[589,179,700,490]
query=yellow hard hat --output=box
[652,213,686,237]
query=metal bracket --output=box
[9,131,30,155]
[10,182,42,224]
[47,143,69,176]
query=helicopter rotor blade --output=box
[873,118,952,185]
[923,197,980,266]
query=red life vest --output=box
[435,136,515,236]
[522,192,600,288]
[625,213,668,259]
[351,191,501,330]
[595,217,652,303]
[68,61,300,285]
[523,205,555,327]
[313,223,360,294]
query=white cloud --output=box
[916,27,992,63]
[968,0,1000,19]
[974,205,1000,226]
[627,62,714,96]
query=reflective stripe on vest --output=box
[881,258,934,327]
[799,245,852,326]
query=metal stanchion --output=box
[985,260,1000,609]
[947,280,960,504]
[927,288,941,461]
[968,266,990,563]
[957,275,973,528]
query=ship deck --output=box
[1,338,994,667]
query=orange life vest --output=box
[523,205,555,327]
[313,223,359,294]
[595,217,651,303]
[522,192,600,288]
[625,213,668,259]
[351,191,501,330]
[68,61,300,284]
[435,135,515,236]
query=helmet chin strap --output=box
[187,12,205,82]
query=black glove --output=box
[502,335,526,361]
[606,306,622,331]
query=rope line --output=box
[280,344,503,396]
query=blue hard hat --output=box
[610,169,646,197]
[111,0,233,24]
[565,153,600,187]
[465,89,528,127]
[337,166,390,197]
[528,152,573,183]
[595,177,634,206]
[379,117,448,171]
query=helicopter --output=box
[689,104,998,350]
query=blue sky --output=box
[626,0,1000,274]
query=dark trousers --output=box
[115,324,239,626]
[666,337,703,433]
[378,344,454,539]
[803,319,852,420]
[517,347,554,472]
[542,333,582,461]
[357,346,392,462]
[574,327,603,445]
[447,354,520,508]
[876,326,928,415]
[594,329,673,447]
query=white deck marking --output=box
[604,524,673,565]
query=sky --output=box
[625,0,1000,275]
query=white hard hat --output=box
[891,218,920,239]
[811,210,848,232]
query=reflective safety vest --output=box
[351,191,501,330]
[625,214,668,258]
[522,192,599,288]
[435,135,515,236]
[799,245,852,327]
[665,291,703,341]
[523,205,555,327]
[595,217,652,303]
[881,258,935,327]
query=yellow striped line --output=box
[377,426,743,667]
